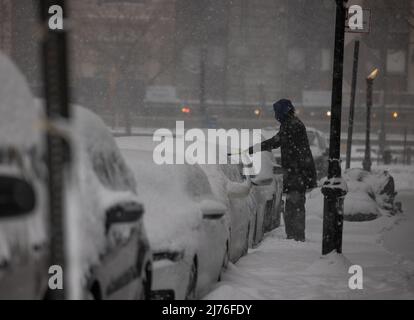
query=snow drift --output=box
[307,168,398,221]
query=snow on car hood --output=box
[120,148,205,251]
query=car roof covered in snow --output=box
[0,53,41,149]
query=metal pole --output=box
[403,127,408,165]
[378,94,386,164]
[346,40,360,169]
[378,16,389,165]
[200,46,207,127]
[363,78,373,172]
[39,0,71,300]
[321,0,348,255]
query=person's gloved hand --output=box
[227,148,252,157]
[227,148,241,157]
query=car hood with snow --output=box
[120,148,225,249]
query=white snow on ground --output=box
[204,165,414,300]
[382,191,414,262]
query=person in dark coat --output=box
[248,99,317,241]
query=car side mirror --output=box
[105,202,144,233]
[200,199,226,220]
[0,176,36,218]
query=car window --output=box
[185,164,214,200]
[29,145,47,181]
[219,163,243,183]
[90,147,137,193]
[307,131,317,147]
[318,134,327,150]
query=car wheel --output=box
[185,258,198,300]
[136,262,152,300]
[85,282,101,300]
[85,291,96,300]
[143,263,152,300]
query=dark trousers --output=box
[284,190,306,241]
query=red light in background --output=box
[181,106,191,114]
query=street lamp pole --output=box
[321,0,348,255]
[39,0,71,299]
[200,46,208,128]
[346,40,360,169]
[363,69,379,172]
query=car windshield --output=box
[185,164,214,201]
[307,131,318,147]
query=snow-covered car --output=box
[70,106,152,299]
[250,150,283,235]
[239,130,284,237]
[210,159,282,255]
[200,163,253,263]
[0,107,153,300]
[307,168,398,222]
[0,148,49,300]
[0,53,152,300]
[342,168,398,220]
[121,148,229,300]
[185,130,282,256]
[193,141,281,259]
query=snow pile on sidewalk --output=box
[306,185,379,221]
[305,251,352,275]
[346,168,397,213]
[343,180,380,221]
[307,168,399,221]
[343,169,383,221]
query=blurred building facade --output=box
[1,0,414,135]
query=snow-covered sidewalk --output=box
[383,191,414,262]
[204,178,414,300]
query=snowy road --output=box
[204,186,414,300]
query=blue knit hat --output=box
[273,99,295,122]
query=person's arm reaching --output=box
[248,132,281,154]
